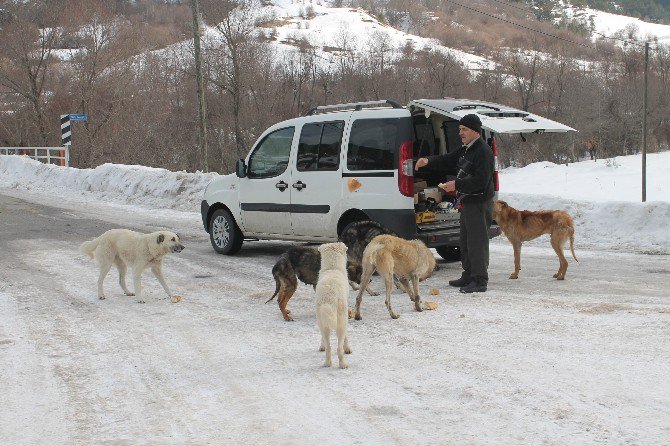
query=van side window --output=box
[297,121,344,171]
[347,118,411,171]
[247,127,295,179]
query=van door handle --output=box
[275,181,288,191]
[292,181,306,191]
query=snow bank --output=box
[499,152,670,254]
[1,152,669,253]
[0,155,217,213]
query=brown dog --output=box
[493,200,578,280]
[354,235,436,320]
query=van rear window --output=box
[347,117,412,171]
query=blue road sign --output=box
[69,114,88,121]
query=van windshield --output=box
[347,117,412,171]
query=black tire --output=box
[209,209,243,255]
[436,245,461,262]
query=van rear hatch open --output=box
[408,99,576,134]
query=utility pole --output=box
[642,41,648,202]
[191,0,209,173]
[642,35,670,202]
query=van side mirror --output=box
[236,159,247,178]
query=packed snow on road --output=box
[0,154,668,445]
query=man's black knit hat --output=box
[459,114,482,133]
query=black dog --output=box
[267,221,392,321]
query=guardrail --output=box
[0,146,70,167]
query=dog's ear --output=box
[157,233,165,244]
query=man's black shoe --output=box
[448,276,471,287]
[459,281,487,293]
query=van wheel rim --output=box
[213,215,230,248]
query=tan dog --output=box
[315,242,352,369]
[354,235,436,320]
[493,200,578,280]
[80,229,184,303]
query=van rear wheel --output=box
[436,246,461,262]
[209,209,243,254]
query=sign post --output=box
[60,113,87,166]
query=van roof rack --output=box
[305,100,403,116]
[452,104,501,112]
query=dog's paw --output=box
[282,314,294,322]
[368,289,380,296]
[125,292,135,296]
[136,299,146,304]
[429,288,440,296]
[170,295,182,303]
[348,308,355,319]
[98,295,106,300]
[424,301,438,310]
[509,273,519,279]
[339,361,349,369]
[344,347,352,354]
[390,312,400,319]
[324,360,332,368]
[319,346,325,352]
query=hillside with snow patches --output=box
[1,151,669,254]
[132,0,670,75]
[564,5,670,42]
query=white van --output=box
[201,98,574,260]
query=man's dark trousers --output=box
[459,199,494,284]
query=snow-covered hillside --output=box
[1,151,669,254]
[259,0,494,71]
[565,5,670,42]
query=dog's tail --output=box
[569,227,578,263]
[366,242,385,265]
[265,265,281,304]
[79,236,101,259]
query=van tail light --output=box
[491,136,500,192]
[398,139,414,197]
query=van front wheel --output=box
[210,209,243,254]
[436,246,461,262]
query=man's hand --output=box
[438,180,456,193]
[415,157,429,170]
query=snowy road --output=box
[1,191,669,445]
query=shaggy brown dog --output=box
[493,200,578,280]
[354,235,436,320]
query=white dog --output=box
[315,242,352,369]
[80,229,184,303]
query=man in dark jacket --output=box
[415,114,494,293]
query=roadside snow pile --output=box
[498,152,670,254]
[500,152,670,203]
[0,155,216,212]
[497,193,670,255]
[1,152,669,253]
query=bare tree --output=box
[0,3,60,145]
